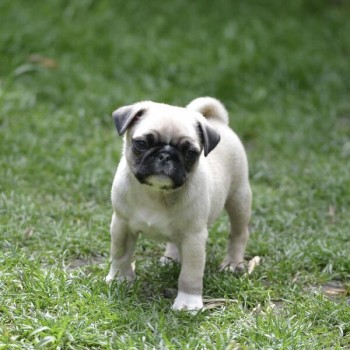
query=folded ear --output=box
[197,120,220,156]
[112,104,146,135]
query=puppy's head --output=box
[112,101,220,190]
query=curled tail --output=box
[186,97,229,125]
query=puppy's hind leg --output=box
[159,242,180,265]
[220,186,252,273]
[106,213,138,283]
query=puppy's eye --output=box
[185,150,199,161]
[132,139,148,152]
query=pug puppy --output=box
[106,97,252,311]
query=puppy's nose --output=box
[158,153,171,162]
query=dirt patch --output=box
[65,255,106,271]
[322,281,349,301]
[308,280,350,305]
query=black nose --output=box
[158,153,171,162]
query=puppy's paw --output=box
[172,291,203,311]
[219,261,246,275]
[105,274,115,285]
[159,256,179,265]
[105,269,136,284]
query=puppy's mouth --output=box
[144,174,175,190]
[134,169,186,190]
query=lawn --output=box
[1,0,350,348]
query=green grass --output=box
[1,0,350,348]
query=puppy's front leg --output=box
[106,213,137,283]
[172,230,207,311]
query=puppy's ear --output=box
[112,105,146,135]
[197,121,220,156]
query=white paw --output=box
[105,269,136,284]
[172,291,203,311]
[159,256,178,265]
[105,274,115,285]
[219,261,246,274]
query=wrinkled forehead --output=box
[132,104,200,145]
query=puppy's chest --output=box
[126,198,177,241]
